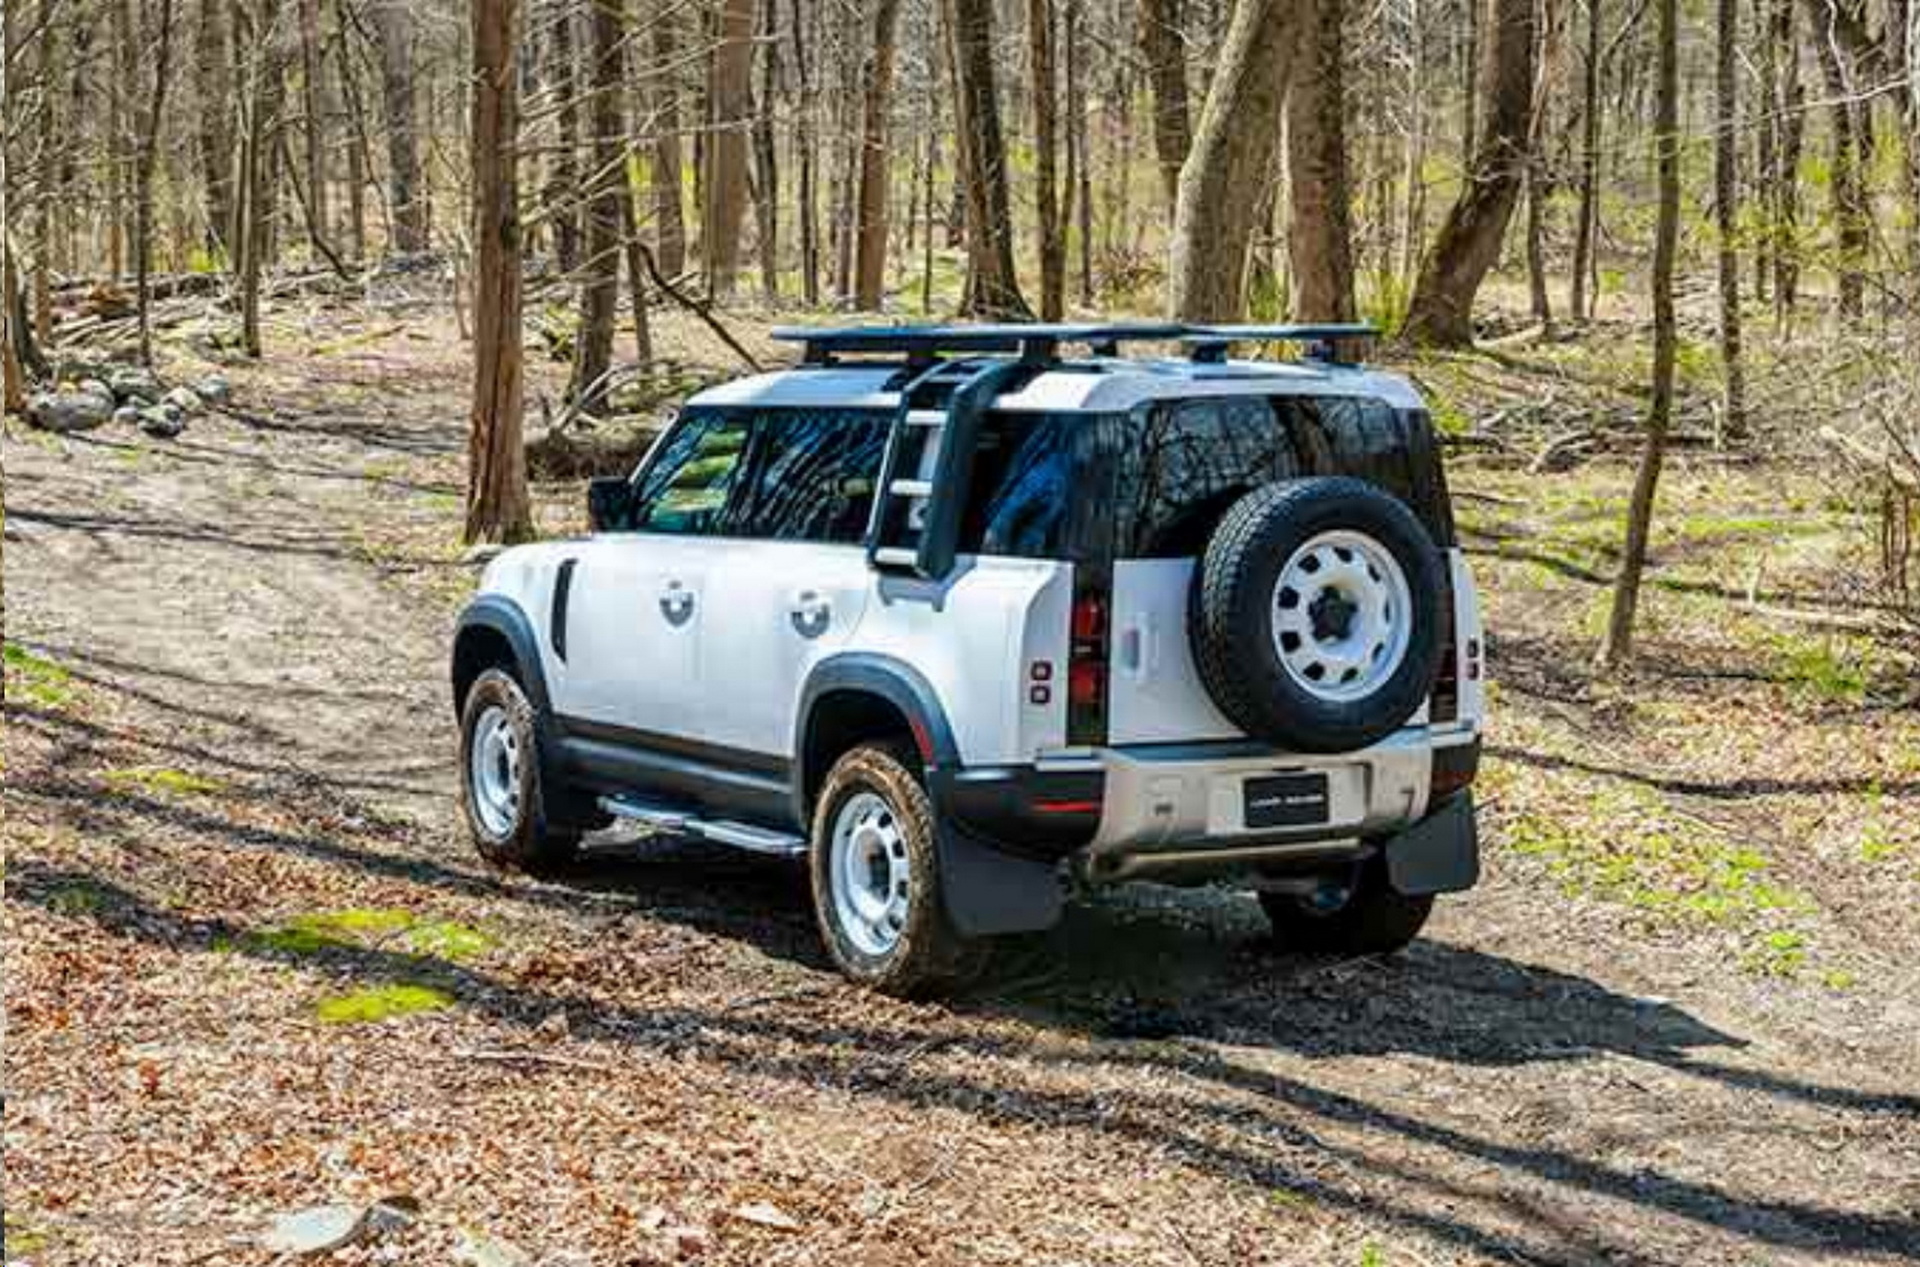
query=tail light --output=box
[1067,592,1108,745]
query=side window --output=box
[630,411,753,535]
[961,412,1116,560]
[737,409,891,543]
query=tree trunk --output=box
[751,0,780,302]
[235,0,282,358]
[1714,0,1744,435]
[703,0,756,296]
[1801,0,1870,321]
[297,0,329,251]
[1770,0,1802,322]
[371,0,426,252]
[197,0,235,255]
[649,0,687,278]
[547,0,582,274]
[333,3,369,262]
[1286,0,1354,322]
[1137,0,1190,216]
[1027,0,1064,319]
[134,0,180,367]
[0,0,25,415]
[468,0,534,545]
[1166,0,1303,321]
[944,0,1031,316]
[852,0,903,309]
[1400,0,1536,345]
[791,0,818,303]
[568,0,624,416]
[1598,0,1678,669]
[1068,0,1093,304]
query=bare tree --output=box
[852,0,904,309]
[945,0,1031,316]
[370,0,426,252]
[1027,0,1065,318]
[568,0,625,416]
[1167,0,1303,320]
[649,0,686,278]
[296,0,328,249]
[1714,0,1744,434]
[0,0,25,415]
[1286,0,1353,322]
[704,0,756,296]
[1137,0,1191,216]
[1568,0,1600,320]
[1598,0,1678,668]
[1401,0,1537,345]
[468,0,534,545]
[197,0,236,254]
[134,0,180,366]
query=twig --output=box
[632,241,762,372]
[449,1047,621,1074]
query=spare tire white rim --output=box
[830,791,911,957]
[1271,529,1414,704]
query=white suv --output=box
[452,324,1486,993]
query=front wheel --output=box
[458,668,580,874]
[809,744,983,996]
[1260,856,1433,956]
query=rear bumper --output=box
[932,726,1481,882]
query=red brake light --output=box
[1071,595,1107,643]
[1069,660,1105,709]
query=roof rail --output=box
[770,322,1191,365]
[1184,323,1380,364]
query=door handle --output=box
[789,590,831,638]
[659,580,695,626]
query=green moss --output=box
[314,983,454,1024]
[101,766,227,797]
[47,883,106,917]
[1765,634,1875,704]
[251,908,493,963]
[4,643,74,709]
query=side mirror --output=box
[587,476,636,533]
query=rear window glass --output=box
[959,412,1118,560]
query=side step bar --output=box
[597,794,807,858]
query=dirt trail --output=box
[5,330,1919,1266]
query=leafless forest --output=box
[4,0,1920,1262]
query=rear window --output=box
[1112,395,1455,558]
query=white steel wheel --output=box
[467,704,524,837]
[829,790,912,958]
[1270,529,1414,703]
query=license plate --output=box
[1242,772,1331,829]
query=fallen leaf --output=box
[729,1201,801,1232]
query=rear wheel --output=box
[810,744,983,995]
[1260,856,1433,956]
[458,668,580,874]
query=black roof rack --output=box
[772,322,1192,365]
[770,321,1382,367]
[1183,323,1380,364]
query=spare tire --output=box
[1191,477,1444,753]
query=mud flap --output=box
[934,816,1065,936]
[1384,792,1480,895]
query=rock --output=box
[77,378,114,401]
[54,356,110,383]
[106,366,163,404]
[27,389,114,433]
[194,374,232,404]
[456,1230,535,1267]
[138,407,186,439]
[113,406,142,428]
[259,1205,366,1255]
[163,385,204,415]
[729,1202,801,1232]
[534,1011,570,1043]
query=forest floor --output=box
[4,296,1919,1266]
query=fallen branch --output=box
[632,241,762,373]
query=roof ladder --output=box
[868,358,1032,578]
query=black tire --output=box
[457,668,581,874]
[1260,857,1434,956]
[1192,477,1445,753]
[809,743,984,996]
